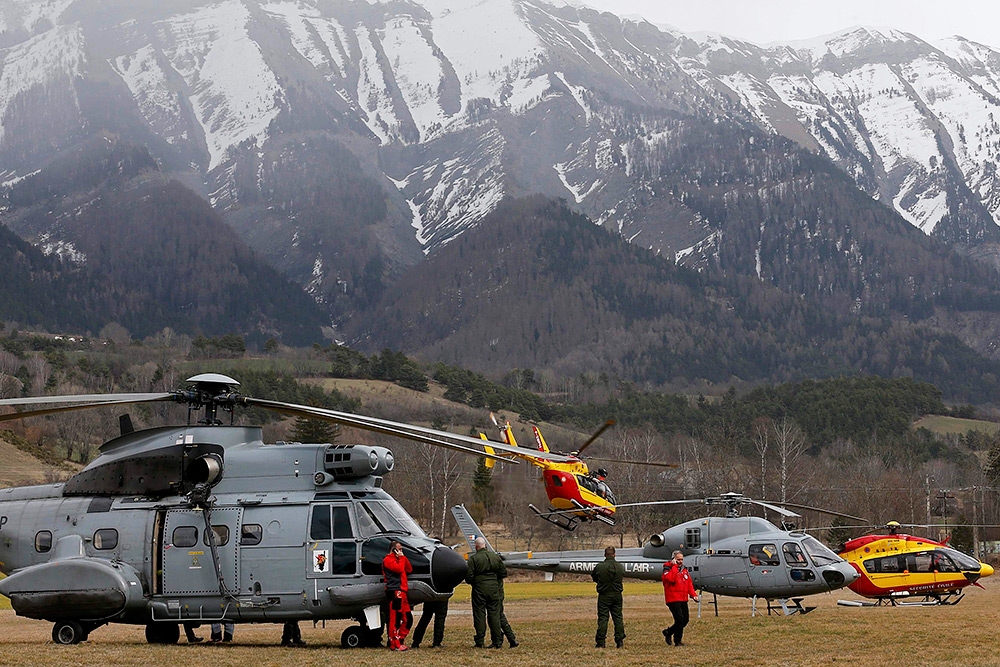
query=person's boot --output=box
[662,628,673,645]
[674,629,684,646]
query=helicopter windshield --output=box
[356,499,426,538]
[801,536,840,566]
[943,548,982,571]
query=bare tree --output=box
[752,417,771,499]
[773,417,807,504]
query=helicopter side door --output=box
[306,504,357,579]
[161,508,242,595]
[747,542,790,591]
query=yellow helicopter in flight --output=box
[479,414,677,530]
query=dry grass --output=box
[914,414,1000,436]
[2,579,999,666]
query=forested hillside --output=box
[354,196,1000,402]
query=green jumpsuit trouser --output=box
[595,592,625,646]
[471,587,502,647]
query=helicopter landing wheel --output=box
[144,622,181,645]
[341,625,366,649]
[52,620,85,645]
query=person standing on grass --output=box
[661,550,698,646]
[496,575,518,647]
[466,536,506,648]
[410,599,448,648]
[591,546,625,648]
[382,540,414,651]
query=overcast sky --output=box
[580,0,1000,48]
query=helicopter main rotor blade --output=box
[574,420,616,456]
[0,393,175,423]
[759,500,867,523]
[584,455,679,468]
[745,499,801,519]
[240,398,552,463]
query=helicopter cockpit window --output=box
[94,528,119,550]
[332,506,353,539]
[748,544,780,566]
[931,552,958,572]
[203,525,230,547]
[360,500,425,538]
[802,536,840,566]
[782,542,808,567]
[34,530,52,553]
[310,506,332,540]
[945,548,982,571]
[172,526,198,548]
[241,524,263,546]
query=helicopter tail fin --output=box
[479,433,498,469]
[451,505,494,552]
[532,426,550,453]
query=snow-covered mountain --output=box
[672,26,1000,246]
[2,0,1000,322]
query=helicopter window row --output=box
[863,551,960,575]
[241,524,263,546]
[749,544,780,566]
[172,526,198,548]
[204,525,230,547]
[310,506,355,540]
[34,530,52,553]
[94,528,118,550]
[782,542,809,567]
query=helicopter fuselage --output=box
[500,516,859,600]
[0,425,466,633]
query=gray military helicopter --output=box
[452,493,863,615]
[0,373,580,646]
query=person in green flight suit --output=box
[465,536,506,648]
[591,546,626,648]
[497,576,518,647]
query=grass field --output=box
[914,414,1000,436]
[2,579,999,666]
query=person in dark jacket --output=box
[465,536,506,648]
[661,550,699,646]
[591,546,626,648]
[410,599,448,648]
[382,540,414,651]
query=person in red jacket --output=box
[661,550,699,646]
[382,540,414,651]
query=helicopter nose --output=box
[431,546,467,593]
[979,563,994,579]
[823,562,858,589]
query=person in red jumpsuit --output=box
[661,550,699,646]
[382,540,414,651]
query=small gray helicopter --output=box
[0,373,577,646]
[452,493,863,615]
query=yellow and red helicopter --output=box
[835,522,995,606]
[478,415,677,530]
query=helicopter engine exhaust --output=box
[186,454,223,486]
[649,533,665,548]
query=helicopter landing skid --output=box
[766,597,815,616]
[529,504,579,531]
